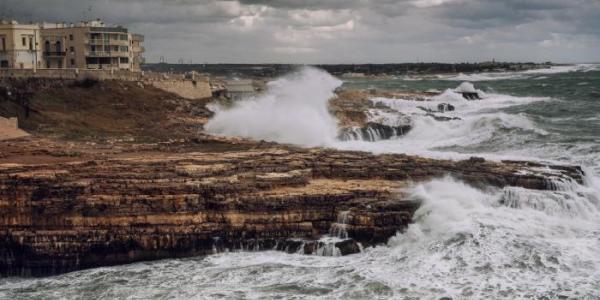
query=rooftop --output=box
[1,19,127,31]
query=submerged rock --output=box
[455,82,481,100]
[338,122,412,142]
[437,103,455,112]
[426,113,462,122]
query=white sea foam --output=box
[334,85,551,162]
[438,64,600,81]
[442,72,527,81]
[205,67,341,147]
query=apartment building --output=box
[0,19,144,71]
[0,21,43,69]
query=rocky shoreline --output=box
[0,136,584,276]
[0,78,587,277]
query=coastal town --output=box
[0,11,598,300]
[1,19,144,72]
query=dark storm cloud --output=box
[1,0,599,63]
[237,0,366,10]
[432,0,598,29]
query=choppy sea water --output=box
[2,65,600,299]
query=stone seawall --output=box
[0,117,17,129]
[0,69,142,81]
[0,117,28,141]
[151,79,212,100]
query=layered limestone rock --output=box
[0,137,584,276]
[332,90,413,141]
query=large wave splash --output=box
[335,87,552,161]
[379,175,600,298]
[205,67,341,147]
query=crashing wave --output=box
[205,67,341,147]
[338,109,412,142]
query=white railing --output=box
[86,51,129,57]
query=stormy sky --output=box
[2,0,599,63]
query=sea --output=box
[2,64,600,299]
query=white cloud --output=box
[412,0,456,8]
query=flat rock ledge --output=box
[0,138,584,277]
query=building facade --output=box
[0,19,144,71]
[0,21,43,69]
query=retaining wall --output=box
[0,68,142,81]
[151,79,212,100]
[0,117,18,129]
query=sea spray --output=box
[380,175,600,298]
[205,67,342,147]
[335,85,552,159]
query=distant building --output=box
[224,79,256,100]
[0,19,144,71]
[0,21,43,69]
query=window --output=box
[70,59,75,66]
[29,37,33,50]
[1,36,5,51]
[70,46,75,53]
[0,60,8,68]
[119,46,128,52]
[22,37,26,46]
[120,34,128,40]
[47,61,51,68]
[69,34,73,41]
[119,57,129,64]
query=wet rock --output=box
[335,239,362,255]
[437,103,455,112]
[338,122,412,142]
[0,138,585,276]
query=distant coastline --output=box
[142,61,563,78]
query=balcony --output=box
[86,38,129,46]
[87,39,109,45]
[86,51,128,57]
[44,51,67,57]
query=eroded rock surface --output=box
[0,137,584,276]
[332,90,413,141]
[0,81,587,277]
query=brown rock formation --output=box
[0,80,587,277]
[0,137,584,276]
